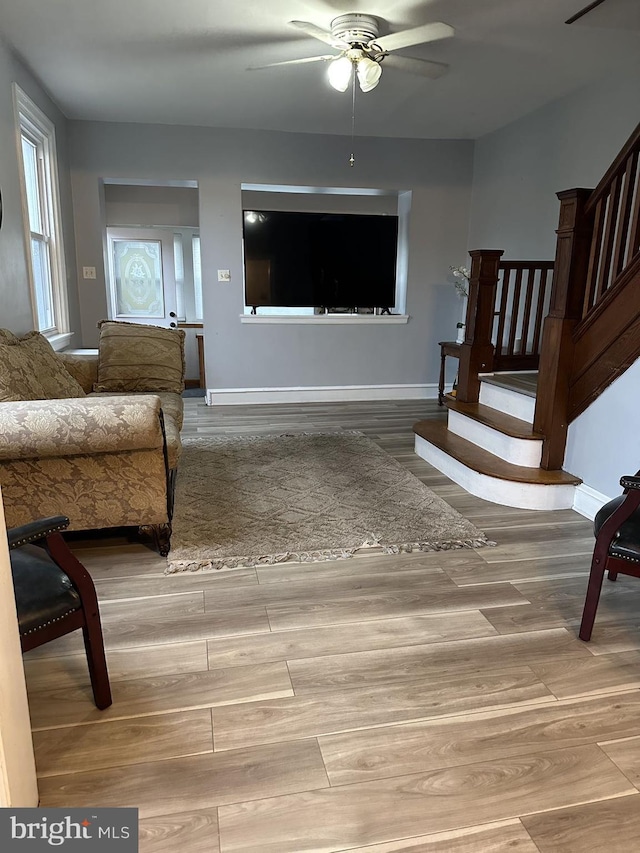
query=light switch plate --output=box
[82,266,97,280]
[217,269,231,282]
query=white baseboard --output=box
[572,483,611,521]
[207,383,438,406]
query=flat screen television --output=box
[242,210,398,310]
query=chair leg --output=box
[608,570,618,581]
[579,558,606,642]
[82,613,112,710]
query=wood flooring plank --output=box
[216,745,634,853]
[319,691,640,785]
[335,820,538,852]
[521,794,640,852]
[287,628,592,695]
[444,555,590,587]
[38,740,330,819]
[600,735,640,788]
[481,603,574,635]
[28,662,293,730]
[530,651,640,699]
[33,709,214,777]
[99,591,205,620]
[24,607,271,658]
[579,622,640,655]
[266,584,530,630]
[203,568,454,612]
[23,641,209,691]
[95,568,259,601]
[255,551,484,585]
[206,612,498,671]
[479,538,594,564]
[140,808,220,853]
[212,668,552,752]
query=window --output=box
[14,85,69,342]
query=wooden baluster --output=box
[531,266,549,356]
[507,268,523,356]
[596,175,622,299]
[627,158,640,263]
[534,188,594,470]
[612,151,639,276]
[457,249,503,404]
[584,198,605,316]
[520,266,536,355]
[494,266,510,360]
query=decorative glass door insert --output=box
[112,240,164,318]
[106,228,177,327]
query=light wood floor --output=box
[25,399,640,852]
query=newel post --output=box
[456,249,503,404]
[534,188,593,470]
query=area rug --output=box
[166,431,493,573]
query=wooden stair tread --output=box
[413,420,581,486]
[444,400,544,440]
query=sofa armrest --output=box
[0,396,165,461]
[57,352,99,394]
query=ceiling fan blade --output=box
[382,54,449,80]
[248,55,335,71]
[565,0,608,24]
[373,22,454,52]
[289,20,348,49]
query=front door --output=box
[106,228,178,328]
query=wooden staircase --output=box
[415,120,640,510]
[415,375,580,510]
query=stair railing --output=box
[456,251,554,403]
[535,121,640,469]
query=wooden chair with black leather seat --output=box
[579,473,640,642]
[8,515,112,709]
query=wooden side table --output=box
[438,341,462,405]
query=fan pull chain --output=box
[349,69,356,167]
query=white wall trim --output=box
[572,483,611,521]
[207,383,437,406]
[239,314,410,325]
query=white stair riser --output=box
[447,410,542,468]
[414,435,575,511]
[479,382,536,423]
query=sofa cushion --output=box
[0,332,51,402]
[88,390,183,465]
[57,352,99,394]
[95,320,186,395]
[16,333,86,399]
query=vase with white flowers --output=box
[449,265,470,343]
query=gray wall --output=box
[68,122,474,390]
[0,37,80,338]
[104,184,199,227]
[467,66,640,496]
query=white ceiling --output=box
[1,0,638,139]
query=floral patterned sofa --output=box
[0,322,185,554]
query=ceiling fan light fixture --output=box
[356,56,382,92]
[327,55,353,92]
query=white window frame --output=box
[13,84,70,348]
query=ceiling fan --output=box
[249,13,455,93]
